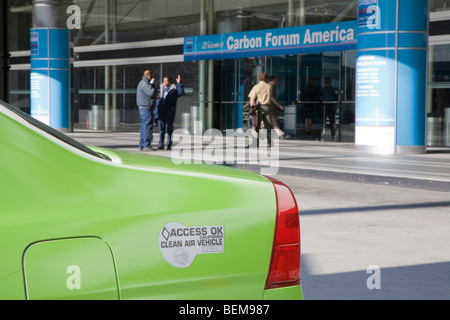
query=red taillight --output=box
[265,177,300,289]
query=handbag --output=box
[243,101,258,116]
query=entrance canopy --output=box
[184,20,357,61]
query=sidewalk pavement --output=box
[67,130,450,192]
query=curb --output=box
[228,163,450,192]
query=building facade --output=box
[1,0,450,150]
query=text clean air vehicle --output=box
[0,100,303,300]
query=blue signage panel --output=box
[31,29,50,125]
[30,69,50,122]
[30,28,70,130]
[355,51,396,127]
[184,20,357,61]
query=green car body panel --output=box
[0,102,303,300]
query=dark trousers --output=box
[158,119,174,148]
[325,104,337,138]
[139,106,154,149]
[257,105,273,146]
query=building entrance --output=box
[218,51,356,142]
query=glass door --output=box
[340,51,357,142]
[217,52,356,141]
[297,51,356,142]
[297,53,340,141]
[219,57,262,130]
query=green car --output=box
[0,100,303,300]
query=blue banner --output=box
[184,20,357,61]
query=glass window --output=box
[73,62,196,131]
[73,0,203,46]
[428,43,450,147]
[73,0,358,46]
[429,44,450,116]
[217,0,357,33]
[8,0,358,49]
[9,70,30,113]
[8,0,32,51]
[430,0,450,12]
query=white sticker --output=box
[159,222,224,268]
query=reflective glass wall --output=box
[430,0,450,12]
[218,51,356,141]
[70,0,357,47]
[5,0,450,147]
[7,0,33,111]
[6,0,359,132]
[7,0,359,52]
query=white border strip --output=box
[9,38,185,70]
[9,55,184,70]
[10,64,31,71]
[73,54,184,67]
[430,10,450,21]
[74,37,184,53]
[429,35,450,46]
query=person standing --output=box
[157,74,185,150]
[137,70,157,151]
[302,82,315,135]
[321,77,338,140]
[248,72,273,146]
[268,75,290,139]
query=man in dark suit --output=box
[157,74,185,150]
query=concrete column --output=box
[32,0,72,28]
[299,0,306,26]
[111,0,117,130]
[355,0,428,154]
[1,1,9,102]
[288,0,295,27]
[207,0,215,130]
[198,0,207,134]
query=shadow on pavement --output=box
[300,254,450,300]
